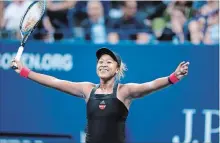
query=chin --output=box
[99,74,113,81]
[99,75,109,80]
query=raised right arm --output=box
[11,59,95,98]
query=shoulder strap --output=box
[112,82,118,97]
[89,84,99,98]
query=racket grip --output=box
[15,46,24,61]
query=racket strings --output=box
[21,1,45,33]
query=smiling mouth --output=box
[99,69,109,72]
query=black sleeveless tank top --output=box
[85,82,128,143]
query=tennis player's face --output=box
[97,54,119,80]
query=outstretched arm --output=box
[126,61,190,98]
[11,59,94,98]
[47,0,76,11]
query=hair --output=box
[87,1,103,9]
[116,61,127,81]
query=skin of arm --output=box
[125,61,190,98]
[28,71,94,98]
[11,58,189,101]
[47,0,76,11]
[11,59,95,99]
[42,16,55,33]
[125,77,171,98]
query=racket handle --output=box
[15,46,24,61]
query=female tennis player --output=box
[11,47,189,143]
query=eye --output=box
[98,60,103,64]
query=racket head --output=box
[19,0,46,44]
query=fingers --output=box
[179,61,190,70]
[180,65,189,75]
[10,58,19,69]
[179,61,190,67]
[11,61,18,69]
[11,58,17,65]
[175,61,190,78]
[182,61,190,67]
[11,58,19,63]
[184,71,188,76]
[182,65,188,70]
[178,61,186,67]
[181,62,190,71]
[11,58,15,66]
[182,69,188,74]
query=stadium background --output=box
[0,1,219,143]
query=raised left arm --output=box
[126,61,190,98]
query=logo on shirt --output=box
[99,100,106,110]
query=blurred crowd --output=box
[0,0,219,45]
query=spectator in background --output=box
[166,0,193,44]
[202,10,219,45]
[108,1,152,44]
[145,1,175,42]
[47,0,77,12]
[1,0,32,39]
[0,1,4,29]
[188,0,219,45]
[33,14,56,43]
[81,1,108,44]
[1,0,57,42]
[74,1,111,26]
[46,0,77,40]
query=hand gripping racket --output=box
[13,0,46,68]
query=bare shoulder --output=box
[118,83,131,98]
[119,83,139,90]
[80,82,96,92]
[80,82,96,86]
[118,83,141,98]
[117,83,133,108]
[80,82,96,98]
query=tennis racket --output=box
[14,0,46,63]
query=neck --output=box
[99,78,115,91]
[90,16,102,23]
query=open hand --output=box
[174,61,190,80]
